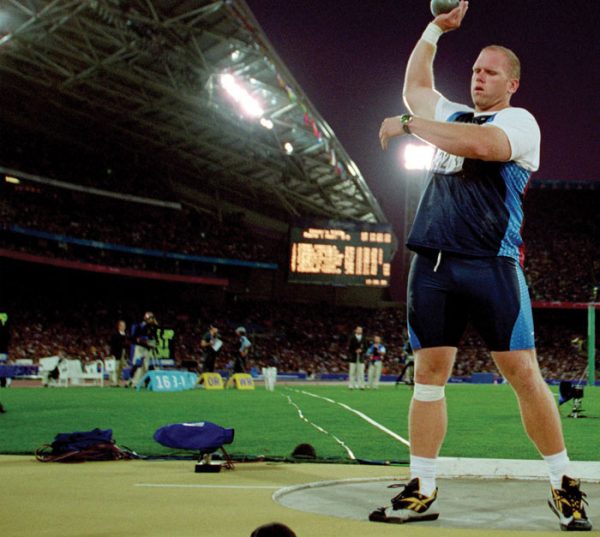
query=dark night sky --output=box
[246,0,599,223]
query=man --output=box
[371,1,591,531]
[234,326,251,373]
[109,320,128,387]
[365,335,386,389]
[395,339,415,386]
[347,326,367,389]
[200,323,221,373]
[128,312,158,387]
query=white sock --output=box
[410,455,437,497]
[544,450,570,489]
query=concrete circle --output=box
[275,477,599,531]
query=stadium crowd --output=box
[0,182,274,265]
[4,298,590,381]
[1,180,597,301]
[522,188,599,303]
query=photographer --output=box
[366,335,386,390]
[128,311,158,387]
[396,339,415,386]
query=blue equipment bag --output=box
[153,422,234,452]
[36,428,137,463]
[51,428,114,453]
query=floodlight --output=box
[5,175,19,184]
[347,162,358,177]
[403,143,435,170]
[219,73,263,118]
[0,9,18,46]
[260,118,274,130]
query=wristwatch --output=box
[400,113,413,135]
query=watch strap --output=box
[400,113,413,135]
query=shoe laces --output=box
[558,480,589,515]
[388,480,420,505]
[565,487,588,514]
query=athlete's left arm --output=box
[380,115,511,161]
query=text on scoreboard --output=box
[288,222,395,286]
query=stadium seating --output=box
[0,181,276,267]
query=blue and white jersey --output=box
[407,97,541,263]
[366,343,386,361]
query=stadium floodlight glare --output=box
[0,9,16,46]
[219,73,264,118]
[284,142,294,154]
[260,118,274,130]
[4,175,20,184]
[347,162,358,177]
[403,143,435,170]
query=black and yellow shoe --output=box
[548,475,592,531]
[369,477,439,524]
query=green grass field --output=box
[0,383,598,462]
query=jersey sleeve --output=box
[435,96,474,122]
[484,107,540,171]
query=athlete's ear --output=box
[508,78,519,96]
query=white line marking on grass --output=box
[284,393,356,460]
[297,389,411,448]
[290,391,600,482]
[135,484,281,489]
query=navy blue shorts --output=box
[407,252,535,352]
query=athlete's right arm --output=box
[403,1,469,119]
[403,39,440,120]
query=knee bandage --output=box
[413,383,445,402]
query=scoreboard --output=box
[288,220,396,287]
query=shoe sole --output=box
[369,510,439,524]
[547,500,592,532]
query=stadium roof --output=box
[0,0,387,224]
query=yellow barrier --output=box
[199,372,224,390]
[226,373,255,390]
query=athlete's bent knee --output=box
[413,383,445,402]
